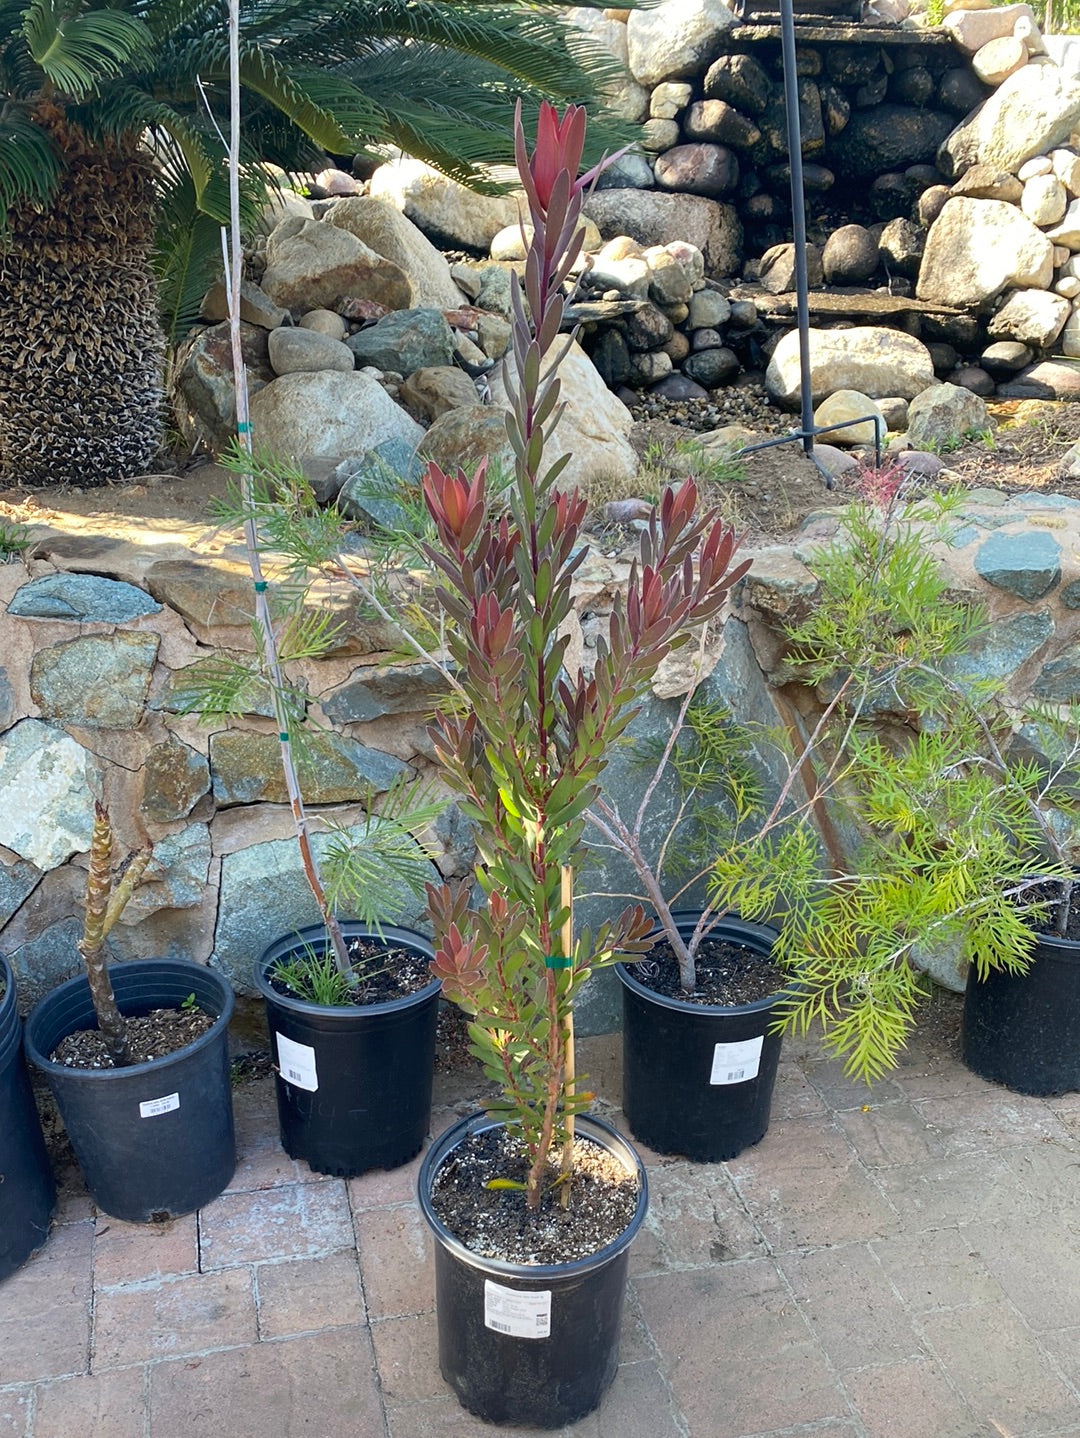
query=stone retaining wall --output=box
[4,483,1080,1030]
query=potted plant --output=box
[688,476,1080,1096]
[413,100,751,1427]
[1,952,55,1278]
[24,803,236,1222]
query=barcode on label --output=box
[710,1035,764,1086]
[483,1279,552,1339]
[275,1033,318,1092]
[725,1068,746,1082]
[489,1319,512,1334]
[286,1068,304,1083]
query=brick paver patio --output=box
[2,991,1079,1437]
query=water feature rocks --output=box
[822,224,879,284]
[766,326,937,407]
[703,52,771,114]
[584,189,742,275]
[654,143,740,197]
[972,36,1028,87]
[938,63,1080,179]
[625,0,738,89]
[917,198,1054,307]
[987,289,1070,349]
[399,366,480,422]
[1021,173,1068,226]
[943,3,1040,55]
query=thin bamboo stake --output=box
[223,0,349,973]
[558,863,575,1208]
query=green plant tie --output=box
[254,581,268,593]
[544,954,572,969]
[237,421,252,433]
[279,733,290,742]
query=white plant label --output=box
[483,1280,552,1339]
[139,1092,180,1118]
[710,1036,764,1086]
[276,1033,319,1092]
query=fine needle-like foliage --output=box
[420,100,752,1211]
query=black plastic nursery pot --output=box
[616,914,788,1163]
[417,1110,648,1428]
[962,929,1080,1096]
[256,923,440,1177]
[0,955,56,1280]
[24,958,235,1223]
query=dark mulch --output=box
[429,1125,640,1266]
[630,934,787,1008]
[50,1006,215,1068]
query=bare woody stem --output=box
[78,804,149,1067]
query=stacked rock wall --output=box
[6,482,1080,1027]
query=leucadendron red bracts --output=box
[421,100,752,1211]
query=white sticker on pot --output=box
[710,1036,764,1086]
[139,1092,180,1118]
[484,1280,551,1339]
[276,1033,318,1092]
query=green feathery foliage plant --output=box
[419,100,752,1212]
[0,0,638,488]
[590,465,1080,1081]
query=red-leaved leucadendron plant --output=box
[422,101,752,1211]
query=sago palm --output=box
[0,0,633,489]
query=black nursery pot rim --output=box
[25,958,234,1081]
[254,921,440,1018]
[417,1110,649,1282]
[615,912,789,1017]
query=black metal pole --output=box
[778,0,815,456]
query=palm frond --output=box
[23,0,152,97]
[153,166,224,342]
[0,106,62,229]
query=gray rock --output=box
[683,100,761,150]
[917,184,952,228]
[1061,578,1080,606]
[822,224,878,285]
[0,668,12,731]
[946,610,1054,683]
[584,189,742,276]
[917,198,1054,309]
[949,164,1023,204]
[0,855,41,926]
[590,329,633,388]
[122,825,212,923]
[996,360,1080,399]
[682,347,739,387]
[323,196,465,309]
[951,366,996,397]
[428,802,477,880]
[30,632,159,729]
[755,79,824,163]
[937,66,989,117]
[819,82,850,138]
[625,0,738,88]
[140,739,211,823]
[654,144,739,198]
[766,326,936,407]
[347,308,454,376]
[974,530,1062,599]
[907,382,989,449]
[200,278,289,330]
[702,51,772,114]
[476,266,515,319]
[759,242,824,294]
[9,574,160,622]
[1033,645,1080,701]
[398,366,480,423]
[687,289,732,329]
[938,63,1080,180]
[212,821,432,991]
[173,321,275,451]
[878,218,924,281]
[323,663,449,723]
[210,730,410,806]
[368,158,520,251]
[987,290,1070,350]
[624,303,675,351]
[891,66,934,107]
[0,719,101,869]
[261,216,412,313]
[830,105,955,181]
[594,153,656,191]
[158,655,280,719]
[943,3,1041,54]
[267,326,355,376]
[650,372,710,400]
[248,370,424,467]
[981,341,1035,374]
